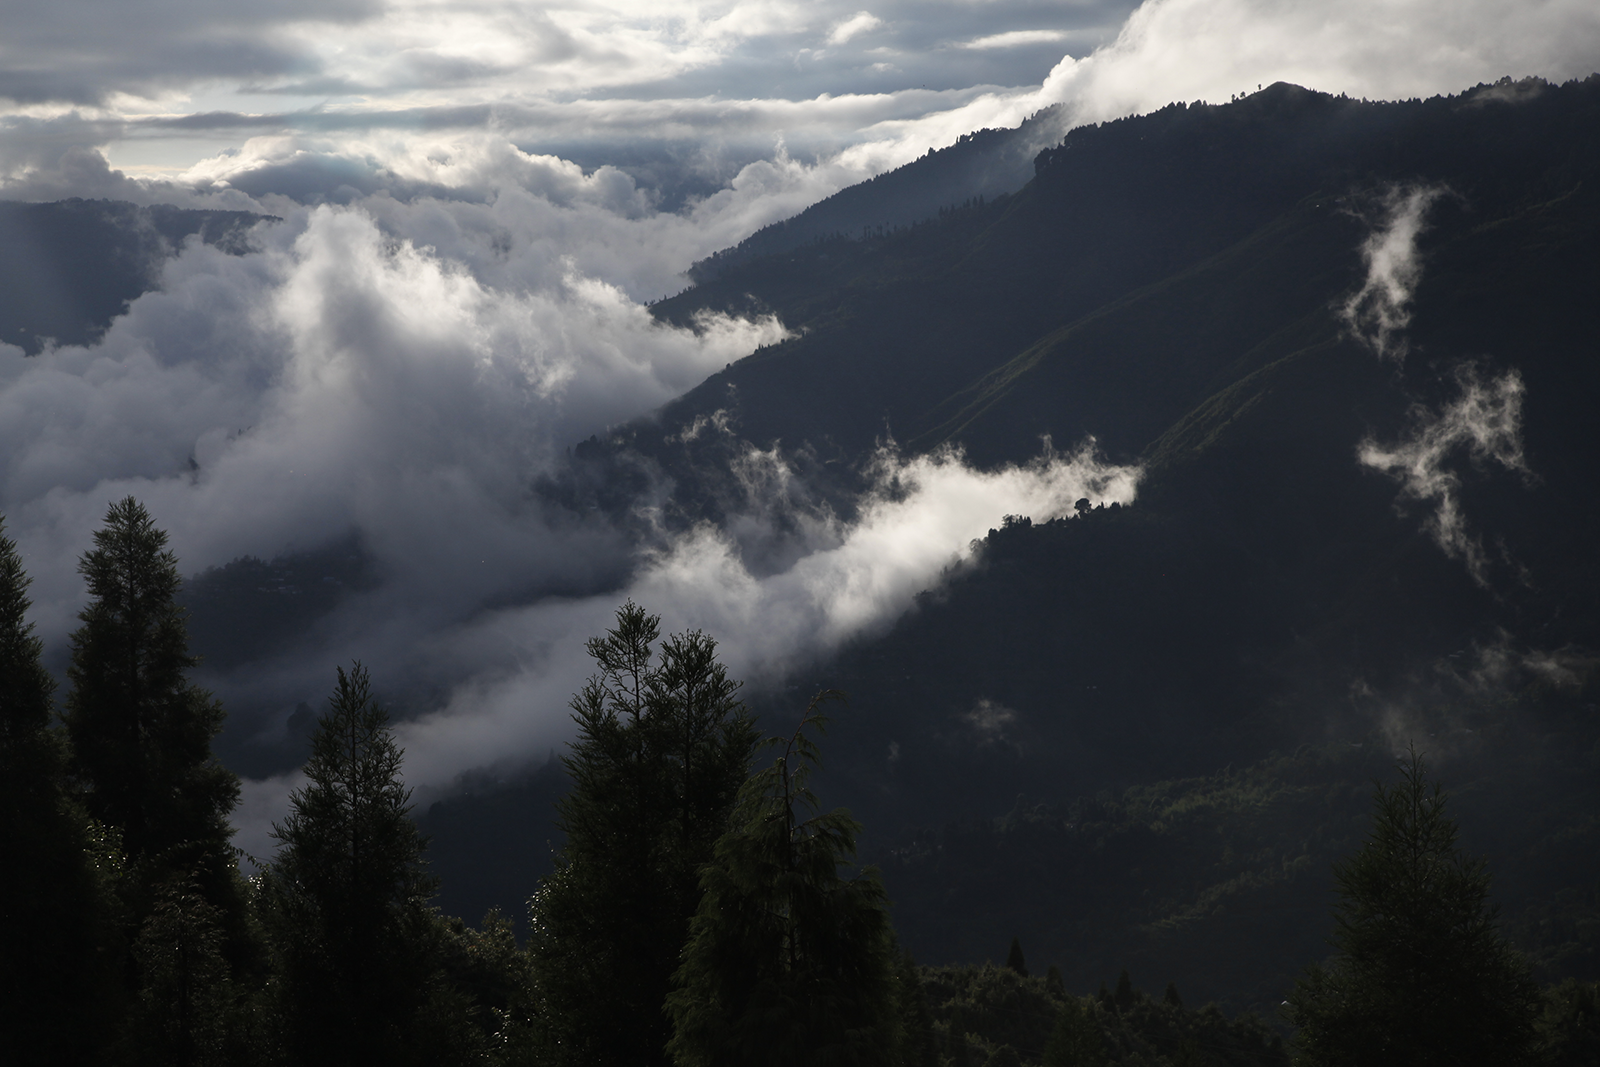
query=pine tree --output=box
[1005,937,1028,977]
[527,602,759,1067]
[1285,748,1541,1066]
[63,497,241,915]
[665,692,900,1067]
[0,515,121,1064]
[263,662,442,1067]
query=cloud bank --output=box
[232,442,1140,860]
[1,0,1595,853]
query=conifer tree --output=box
[528,602,759,1067]
[63,497,241,913]
[263,662,442,1067]
[1005,937,1028,977]
[1285,748,1541,1066]
[666,692,900,1067]
[0,515,120,1064]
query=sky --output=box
[1,0,1597,857]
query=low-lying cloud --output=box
[1341,185,1445,362]
[1359,365,1529,585]
[1,0,1594,864]
[233,441,1139,860]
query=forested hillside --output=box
[460,75,1600,1004]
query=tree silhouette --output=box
[0,514,120,1064]
[667,692,899,1067]
[64,497,240,910]
[1285,748,1541,1066]
[263,663,441,1067]
[528,603,759,1067]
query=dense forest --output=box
[4,500,1599,1066]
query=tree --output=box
[1042,996,1107,1067]
[128,880,237,1067]
[63,497,241,919]
[263,662,445,1067]
[1005,937,1028,977]
[1285,748,1541,1066]
[527,602,759,1067]
[0,514,121,1065]
[666,692,900,1067]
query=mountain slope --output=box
[0,198,274,354]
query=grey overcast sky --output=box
[4,0,1598,205]
[2,0,1597,854]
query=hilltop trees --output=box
[528,602,760,1067]
[1285,749,1541,1066]
[666,693,900,1067]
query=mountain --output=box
[33,75,1594,1015]
[436,75,1600,1008]
[686,104,1065,281]
[0,198,273,354]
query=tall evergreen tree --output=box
[1285,748,1541,1066]
[528,602,759,1067]
[666,692,900,1067]
[63,496,241,913]
[263,662,443,1067]
[0,515,121,1065]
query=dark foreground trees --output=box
[262,663,453,1067]
[528,602,760,1067]
[666,693,900,1067]
[63,497,245,936]
[1285,748,1541,1066]
[0,515,121,1065]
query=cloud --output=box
[0,201,786,641]
[828,12,885,46]
[232,440,1140,860]
[3,0,1597,871]
[962,30,1077,51]
[1341,186,1445,362]
[1358,365,1530,585]
[1035,0,1600,126]
[961,697,1020,747]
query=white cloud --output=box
[828,12,885,46]
[234,440,1140,859]
[1341,185,1445,362]
[962,29,1075,50]
[1359,366,1530,585]
[2,0,1597,864]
